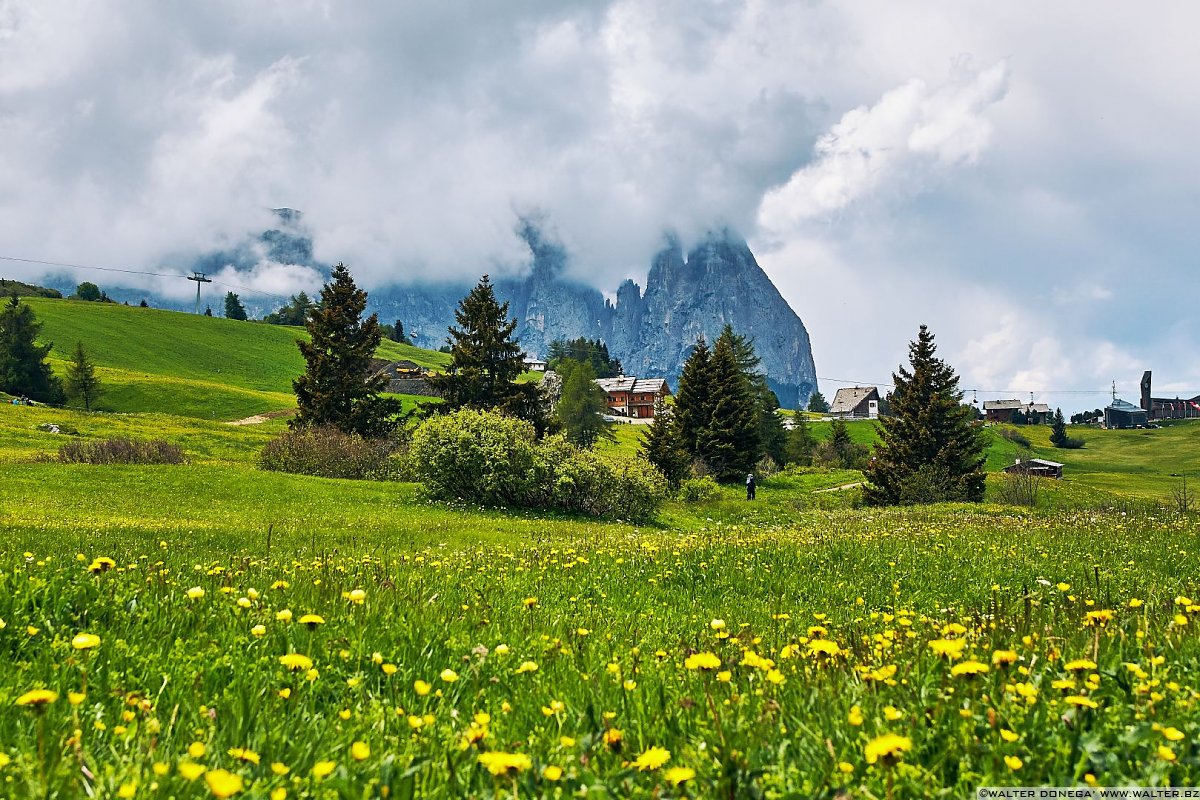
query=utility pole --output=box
[187,272,212,315]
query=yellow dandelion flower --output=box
[189,742,206,758]
[992,650,1018,666]
[345,589,366,604]
[1158,745,1177,762]
[414,679,432,696]
[709,619,726,630]
[478,751,532,776]
[848,706,864,726]
[440,669,459,683]
[298,614,324,628]
[1162,727,1185,742]
[275,609,292,622]
[665,766,696,785]
[807,639,842,658]
[1065,695,1098,709]
[950,660,990,677]
[542,764,563,781]
[71,633,101,650]
[928,639,966,659]
[864,733,912,765]
[204,768,244,798]
[1004,755,1023,771]
[15,689,58,707]
[351,741,370,761]
[716,670,732,682]
[311,761,336,779]
[68,691,86,706]
[632,746,671,771]
[279,653,312,671]
[684,652,721,671]
[1063,659,1097,672]
[186,586,205,600]
[603,728,623,750]
[522,597,538,608]
[178,761,206,781]
[227,747,260,765]
[1000,729,1019,743]
[515,661,538,674]
[117,783,136,798]
[270,789,286,800]
[250,625,266,637]
[271,762,289,775]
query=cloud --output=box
[757,60,1008,234]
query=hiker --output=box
[746,472,756,500]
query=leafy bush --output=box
[678,475,720,502]
[993,469,1042,507]
[996,427,1031,448]
[1057,436,1085,449]
[895,463,971,505]
[410,409,666,521]
[259,425,403,480]
[56,437,184,465]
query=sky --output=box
[2,1,1198,413]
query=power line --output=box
[0,254,292,302]
[817,376,1171,397]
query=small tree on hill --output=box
[786,413,817,466]
[224,292,248,321]
[640,401,690,488]
[813,418,869,469]
[807,390,829,413]
[0,296,64,404]
[430,275,545,431]
[556,359,613,447]
[696,334,759,481]
[74,282,102,302]
[863,325,986,505]
[1050,407,1068,447]
[292,264,399,438]
[66,341,102,411]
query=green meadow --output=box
[1,299,1198,797]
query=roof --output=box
[829,386,878,414]
[595,377,670,395]
[983,399,1023,411]
[1027,458,1064,468]
[1106,398,1144,412]
[1026,403,1051,414]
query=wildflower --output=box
[1057,583,1071,592]
[15,689,58,707]
[1004,755,1024,771]
[632,746,671,771]
[277,688,291,699]
[928,639,966,659]
[271,762,289,775]
[992,650,1018,666]
[275,609,292,622]
[186,586,205,600]
[950,660,990,678]
[665,766,696,786]
[227,747,260,765]
[541,700,565,716]
[1000,729,1019,743]
[351,741,370,761]
[68,691,86,706]
[883,705,903,721]
[709,619,726,630]
[414,680,432,696]
[848,706,864,726]
[118,783,136,798]
[559,736,576,747]
[345,589,366,604]
[864,733,912,766]
[89,557,117,573]
[684,652,721,671]
[189,742,206,758]
[279,653,313,671]
[312,761,336,778]
[270,790,286,800]
[440,669,459,683]
[204,769,244,798]
[603,728,624,751]
[515,661,538,674]
[766,669,786,685]
[1162,727,1185,742]
[178,761,206,780]
[807,639,842,658]
[250,625,266,637]
[542,764,563,780]
[298,614,324,628]
[716,670,732,682]
[478,751,532,776]
[26,626,39,636]
[1063,659,1097,672]
[236,597,251,609]
[1065,695,1098,709]
[382,663,397,675]
[1158,745,1177,762]
[523,597,538,608]
[1084,609,1115,626]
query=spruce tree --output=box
[224,292,248,321]
[66,341,102,411]
[430,275,544,430]
[716,325,785,466]
[1050,408,1068,447]
[863,325,986,505]
[0,296,64,403]
[786,413,817,466]
[640,401,690,488]
[807,390,829,413]
[672,337,712,459]
[556,359,612,447]
[696,335,760,481]
[292,264,399,437]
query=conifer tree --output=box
[863,325,986,505]
[807,390,829,413]
[640,400,690,488]
[66,341,102,411]
[0,296,64,403]
[716,324,785,466]
[672,337,712,459]
[1050,407,1069,447]
[696,334,760,481]
[556,359,612,447]
[224,292,248,321]
[786,413,817,466]
[292,264,399,437]
[430,275,544,430]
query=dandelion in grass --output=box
[351,741,370,761]
[15,689,57,707]
[478,751,532,776]
[864,733,912,766]
[950,660,989,678]
[440,668,459,683]
[603,728,623,751]
[186,586,205,600]
[1158,745,1177,762]
[991,650,1018,666]
[665,766,695,786]
[1065,695,1098,709]
[311,761,336,779]
[1063,658,1097,672]
[1161,726,1185,742]
[1004,755,1024,771]
[633,746,671,771]
[515,661,538,674]
[175,760,204,780]
[928,639,965,659]
[279,653,312,671]
[204,768,243,797]
[67,631,99,649]
[275,609,292,622]
[298,614,324,628]
[542,764,563,781]
[414,680,432,696]
[227,747,260,765]
[684,652,721,671]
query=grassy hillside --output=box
[24,297,449,420]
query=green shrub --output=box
[678,475,720,502]
[259,425,402,480]
[56,437,184,465]
[410,409,667,521]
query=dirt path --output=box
[812,482,863,494]
[226,409,294,426]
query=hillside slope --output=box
[24,297,449,419]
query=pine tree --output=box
[292,264,400,437]
[556,359,612,447]
[640,401,690,488]
[716,325,785,466]
[697,334,760,481]
[672,337,712,459]
[0,295,64,403]
[786,413,817,466]
[224,292,248,321]
[807,390,829,413]
[430,275,544,430]
[863,325,986,505]
[1050,407,1069,447]
[66,341,102,411]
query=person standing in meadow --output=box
[746,472,756,500]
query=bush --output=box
[994,469,1042,507]
[259,425,402,480]
[1057,436,1085,449]
[996,427,1031,448]
[895,464,971,505]
[56,437,184,465]
[410,409,667,521]
[812,440,869,470]
[678,475,720,502]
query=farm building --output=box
[1104,398,1148,429]
[524,357,548,372]
[1002,458,1064,479]
[829,386,880,418]
[594,377,671,419]
[1140,371,1200,420]
[983,400,1052,424]
[372,360,440,396]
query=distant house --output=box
[829,386,880,418]
[1003,458,1064,479]
[1104,398,1148,429]
[1140,371,1200,420]
[984,400,1052,424]
[594,377,671,419]
[524,357,547,373]
[372,360,440,397]
[1024,403,1052,425]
